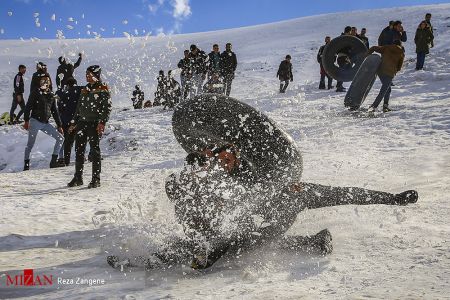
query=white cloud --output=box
[171,0,191,19]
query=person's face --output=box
[351,28,357,35]
[86,71,97,83]
[395,24,403,32]
[286,58,291,63]
[184,51,189,58]
[226,44,232,51]
[325,37,331,44]
[361,29,366,35]
[20,67,26,74]
[217,150,238,173]
[213,45,219,53]
[425,14,431,21]
[39,78,50,90]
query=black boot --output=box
[50,155,64,168]
[23,160,30,171]
[319,81,326,89]
[88,178,101,189]
[67,176,83,187]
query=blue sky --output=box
[0,0,446,39]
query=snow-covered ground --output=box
[1,3,449,299]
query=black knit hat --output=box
[87,65,101,79]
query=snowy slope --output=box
[1,3,450,299]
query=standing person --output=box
[67,65,111,188]
[336,26,352,92]
[188,45,208,98]
[10,65,27,124]
[351,27,359,37]
[414,21,434,70]
[165,70,182,109]
[317,36,333,89]
[153,70,167,106]
[367,40,405,112]
[208,44,221,78]
[378,21,394,46]
[425,13,433,34]
[177,50,190,100]
[56,53,82,90]
[360,28,370,48]
[276,55,293,93]
[22,76,64,171]
[57,77,82,166]
[131,85,144,109]
[392,21,407,44]
[220,43,237,96]
[30,62,52,93]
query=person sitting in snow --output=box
[203,72,224,94]
[131,85,144,109]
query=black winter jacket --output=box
[30,71,53,93]
[56,86,82,127]
[56,56,82,89]
[220,51,237,76]
[24,90,62,126]
[277,60,293,81]
[13,72,25,95]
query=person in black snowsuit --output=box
[10,65,27,124]
[177,50,191,100]
[317,37,333,90]
[56,53,82,90]
[164,70,182,109]
[153,143,419,270]
[56,77,83,166]
[335,27,353,92]
[30,62,53,93]
[131,85,144,109]
[67,65,112,189]
[23,76,64,171]
[153,70,167,107]
[208,44,221,78]
[277,55,293,93]
[220,43,237,96]
[187,45,209,98]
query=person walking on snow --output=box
[277,55,293,93]
[67,65,111,189]
[10,65,27,124]
[367,40,405,113]
[414,20,434,71]
[220,43,237,96]
[22,76,64,171]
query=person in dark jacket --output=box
[317,36,333,89]
[277,55,293,93]
[378,21,394,46]
[177,50,191,100]
[367,40,405,112]
[336,27,352,92]
[56,77,82,166]
[220,43,237,96]
[188,45,209,98]
[56,53,82,90]
[131,85,144,109]
[380,21,407,46]
[208,44,221,78]
[30,62,53,93]
[414,20,434,70]
[425,13,433,35]
[203,72,224,94]
[23,76,64,171]
[67,65,112,188]
[360,28,370,48]
[153,70,167,107]
[165,70,182,109]
[10,65,27,124]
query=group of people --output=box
[9,54,112,188]
[313,13,435,112]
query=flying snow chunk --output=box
[33,12,39,18]
[0,29,4,34]
[100,27,105,32]
[66,25,74,30]
[134,29,138,35]
[86,24,92,29]
[123,32,131,39]
[122,20,128,25]
[8,12,13,17]
[81,14,85,19]
[51,14,56,21]
[68,17,74,22]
